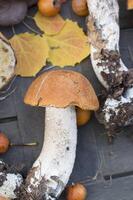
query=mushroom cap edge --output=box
[24,70,99,111]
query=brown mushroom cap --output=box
[24,70,99,111]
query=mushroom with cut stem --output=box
[86,0,133,138]
[23,70,99,200]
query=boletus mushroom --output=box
[0,0,27,26]
[23,70,99,199]
[0,35,16,89]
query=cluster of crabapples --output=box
[0,0,88,26]
[38,0,88,17]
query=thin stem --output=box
[41,65,55,72]
[10,142,38,147]
[0,87,16,101]
[26,15,33,19]
[12,26,16,35]
[22,21,41,35]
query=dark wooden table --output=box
[0,1,133,199]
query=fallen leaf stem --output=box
[12,26,16,35]
[10,142,38,147]
[0,87,16,101]
[22,21,41,35]
[26,15,33,19]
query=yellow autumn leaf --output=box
[34,12,65,36]
[46,20,90,67]
[10,33,49,77]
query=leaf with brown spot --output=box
[34,12,65,36]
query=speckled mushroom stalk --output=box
[0,161,23,199]
[25,106,77,200]
[87,0,133,136]
[23,70,99,200]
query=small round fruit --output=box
[76,108,91,126]
[38,0,61,17]
[67,183,87,200]
[72,0,89,16]
[0,132,10,154]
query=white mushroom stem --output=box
[87,0,133,133]
[24,106,77,199]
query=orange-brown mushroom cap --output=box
[24,70,99,111]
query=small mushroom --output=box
[23,70,99,199]
[0,0,28,26]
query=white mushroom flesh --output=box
[0,170,23,199]
[25,106,77,199]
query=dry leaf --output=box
[10,33,49,77]
[34,12,65,36]
[46,20,90,67]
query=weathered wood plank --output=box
[87,175,133,200]
[0,121,25,172]
[93,122,133,176]
[0,78,17,118]
[120,29,133,68]
[119,0,133,28]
